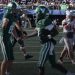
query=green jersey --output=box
[2,11,18,37]
[35,17,52,44]
[36,17,52,29]
[35,17,58,44]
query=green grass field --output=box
[0,28,75,75]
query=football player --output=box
[0,2,23,75]
[12,10,33,60]
[58,10,75,64]
[26,5,74,75]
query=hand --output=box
[64,24,71,30]
[48,35,51,39]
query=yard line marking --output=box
[13,52,75,54]
[0,50,75,53]
[14,46,64,47]
[0,61,38,63]
[25,30,63,33]
[0,60,73,64]
[13,61,38,63]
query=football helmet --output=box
[35,5,49,21]
[6,2,17,13]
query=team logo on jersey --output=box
[40,8,45,13]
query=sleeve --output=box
[44,21,59,37]
[3,13,9,19]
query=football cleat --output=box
[24,54,33,60]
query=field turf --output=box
[0,28,75,75]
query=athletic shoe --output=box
[58,59,63,64]
[25,54,33,60]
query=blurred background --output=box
[0,0,75,27]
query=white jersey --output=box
[62,19,74,32]
[71,19,75,31]
[71,19,75,42]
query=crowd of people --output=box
[0,0,75,10]
[21,0,75,10]
[0,0,74,26]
